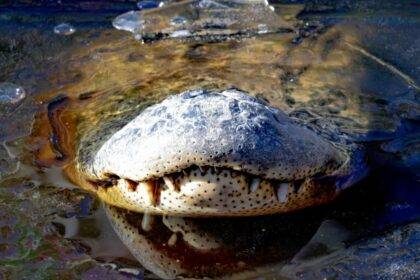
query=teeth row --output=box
[244,175,297,204]
[94,166,304,206]
[145,177,295,206]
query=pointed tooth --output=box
[250,178,261,193]
[142,180,160,206]
[143,181,155,206]
[198,166,205,173]
[168,233,178,246]
[277,183,289,203]
[163,176,175,191]
[141,213,154,231]
[125,179,138,191]
[152,181,162,206]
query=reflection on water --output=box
[0,0,419,279]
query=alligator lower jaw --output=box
[105,204,320,279]
[87,165,338,217]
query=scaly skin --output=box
[75,89,366,217]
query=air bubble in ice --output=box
[197,0,228,9]
[137,1,162,10]
[53,23,76,35]
[257,24,269,34]
[0,83,26,104]
[112,11,145,33]
[170,16,187,26]
[170,30,192,38]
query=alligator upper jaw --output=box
[87,164,342,216]
[78,89,355,216]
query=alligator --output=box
[32,1,418,278]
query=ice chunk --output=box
[111,0,298,41]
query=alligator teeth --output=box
[250,178,261,193]
[163,176,175,191]
[141,213,154,231]
[125,179,138,192]
[167,233,178,246]
[277,183,289,203]
[214,167,222,175]
[142,180,160,206]
[141,181,154,206]
[198,166,205,173]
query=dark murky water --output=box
[0,1,419,279]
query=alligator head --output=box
[77,89,366,216]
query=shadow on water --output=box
[0,1,419,279]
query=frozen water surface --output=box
[0,0,419,279]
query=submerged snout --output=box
[77,89,363,216]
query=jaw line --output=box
[79,89,360,216]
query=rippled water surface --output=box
[0,1,419,279]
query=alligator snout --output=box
[78,89,362,216]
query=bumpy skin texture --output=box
[82,89,343,181]
[75,89,364,216]
[104,205,185,279]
